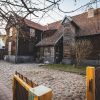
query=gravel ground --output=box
[0,60,86,100]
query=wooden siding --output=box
[6,22,42,58]
[37,46,55,63]
[76,34,100,60]
[63,24,76,59]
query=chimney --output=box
[88,8,94,18]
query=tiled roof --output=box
[13,15,45,31]
[73,8,100,36]
[24,19,45,31]
[16,15,61,31]
[36,8,100,46]
[44,21,61,30]
[36,25,63,46]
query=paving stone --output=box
[0,83,12,100]
[0,60,86,100]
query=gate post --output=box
[86,67,95,100]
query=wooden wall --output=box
[63,24,76,60]
[6,24,42,58]
[77,34,100,60]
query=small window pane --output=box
[30,28,35,37]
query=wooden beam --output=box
[86,67,95,100]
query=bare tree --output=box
[0,0,62,30]
[0,0,97,22]
[0,0,61,21]
[72,39,92,67]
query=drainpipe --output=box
[15,25,19,63]
[62,26,64,61]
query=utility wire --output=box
[37,0,63,17]
[57,0,100,13]
[37,0,62,24]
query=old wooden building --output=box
[5,8,100,65]
[5,14,45,63]
[62,8,100,65]
[36,21,63,63]
[37,8,100,65]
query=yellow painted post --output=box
[86,67,95,100]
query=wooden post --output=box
[86,67,95,100]
[13,73,52,100]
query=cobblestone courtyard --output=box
[0,61,86,100]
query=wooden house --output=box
[5,8,100,65]
[5,14,45,63]
[62,8,100,65]
[36,21,63,63]
[37,8,100,65]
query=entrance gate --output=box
[86,67,100,100]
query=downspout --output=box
[62,26,64,61]
[42,30,44,63]
[15,25,19,63]
[54,38,56,64]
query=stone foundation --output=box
[62,58,100,66]
[4,55,34,63]
[62,58,72,64]
[44,57,54,64]
[80,59,100,66]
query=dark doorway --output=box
[55,37,63,63]
[0,49,5,60]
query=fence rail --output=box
[13,71,52,100]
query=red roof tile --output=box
[24,19,45,31]
[73,8,100,36]
[36,25,63,46]
[44,21,61,30]
[36,8,100,46]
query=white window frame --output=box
[30,28,35,37]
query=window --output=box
[30,28,35,37]
[44,47,52,56]
[9,27,13,36]
[51,47,54,57]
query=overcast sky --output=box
[34,0,100,25]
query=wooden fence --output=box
[86,67,95,100]
[86,66,100,100]
[13,71,52,100]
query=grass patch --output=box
[43,64,86,75]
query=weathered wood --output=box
[6,18,42,58]
[63,24,75,59]
[95,67,100,100]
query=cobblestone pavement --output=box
[0,83,12,100]
[0,60,86,100]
